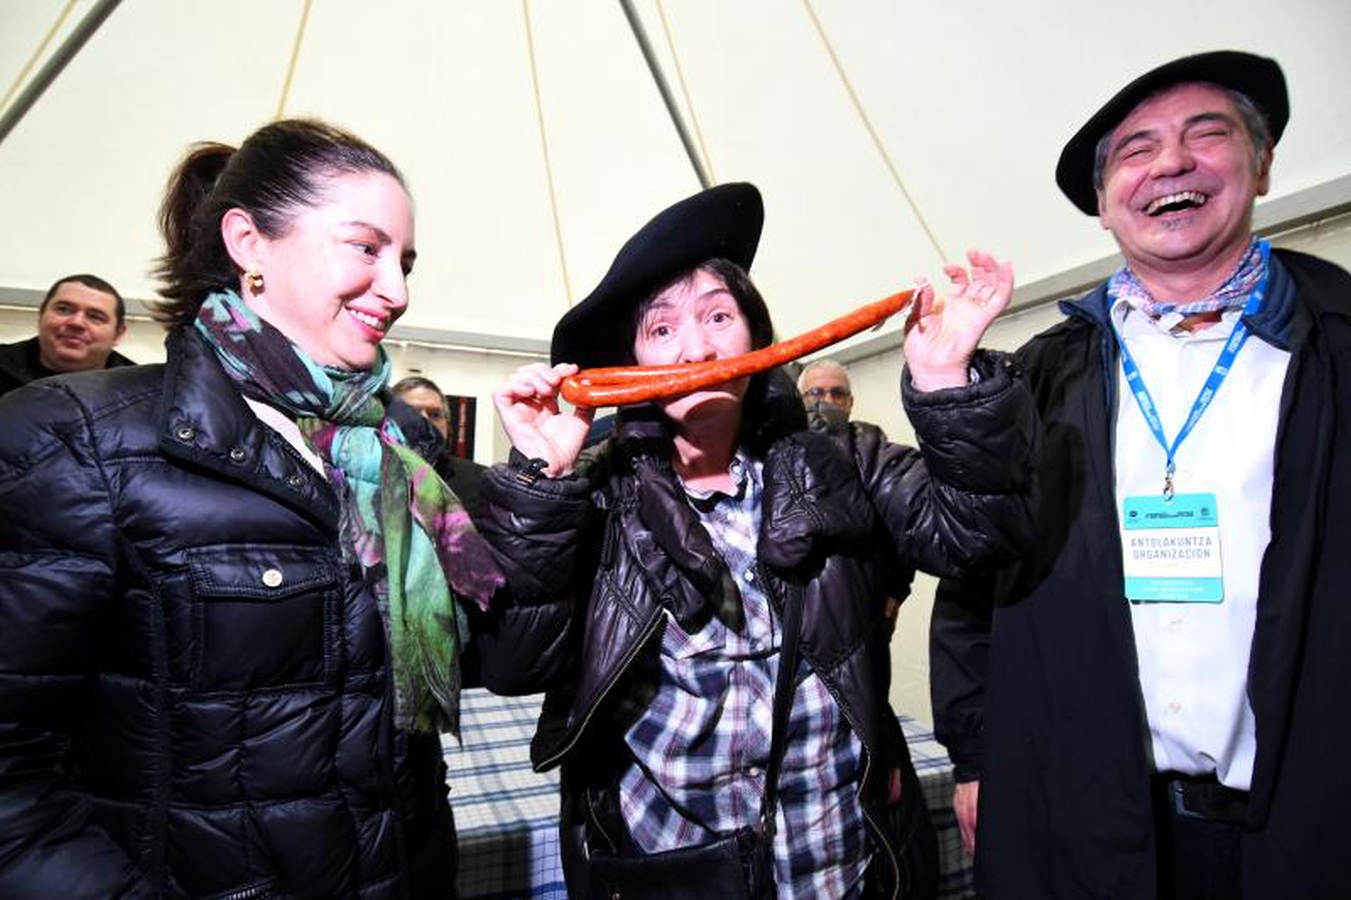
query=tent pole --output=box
[618,0,711,189]
[0,0,123,149]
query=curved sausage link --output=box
[560,289,914,406]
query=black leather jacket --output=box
[474,356,1038,899]
[0,328,454,899]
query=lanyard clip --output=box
[1163,460,1176,501]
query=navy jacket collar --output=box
[158,327,340,531]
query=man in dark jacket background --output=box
[798,359,910,637]
[931,50,1351,899]
[0,273,133,396]
[388,374,488,521]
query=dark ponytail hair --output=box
[152,118,405,327]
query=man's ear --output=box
[113,320,127,344]
[220,207,265,272]
[1255,143,1273,197]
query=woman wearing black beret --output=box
[474,182,1038,899]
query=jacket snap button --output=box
[176,426,195,441]
[229,448,246,463]
[261,568,284,588]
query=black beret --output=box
[551,182,764,368]
[1056,50,1288,216]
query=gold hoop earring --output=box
[246,270,265,294]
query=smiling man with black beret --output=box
[931,50,1351,899]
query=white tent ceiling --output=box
[3,0,1350,359]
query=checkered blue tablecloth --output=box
[445,688,976,899]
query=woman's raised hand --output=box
[492,363,595,477]
[903,248,1014,391]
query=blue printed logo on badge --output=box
[1121,493,1222,603]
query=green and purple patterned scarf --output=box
[195,290,504,736]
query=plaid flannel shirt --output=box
[619,453,872,898]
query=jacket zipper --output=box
[213,880,274,900]
[820,677,905,900]
[378,632,414,900]
[256,427,341,537]
[538,607,665,770]
[584,785,620,855]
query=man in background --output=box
[798,358,908,635]
[389,375,487,520]
[0,274,132,397]
[797,358,855,433]
[931,50,1351,898]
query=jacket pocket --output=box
[187,543,338,691]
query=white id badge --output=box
[1121,493,1223,603]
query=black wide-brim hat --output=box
[551,182,764,368]
[1055,50,1288,216]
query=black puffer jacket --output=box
[473,355,1038,899]
[0,328,454,899]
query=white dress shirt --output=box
[1111,300,1290,791]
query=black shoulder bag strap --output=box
[759,579,804,841]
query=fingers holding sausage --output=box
[495,363,567,411]
[493,363,595,477]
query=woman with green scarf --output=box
[0,119,502,899]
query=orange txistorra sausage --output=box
[559,289,915,407]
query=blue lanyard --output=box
[1111,241,1270,499]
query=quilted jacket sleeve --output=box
[470,451,600,696]
[0,384,152,898]
[854,349,1038,577]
